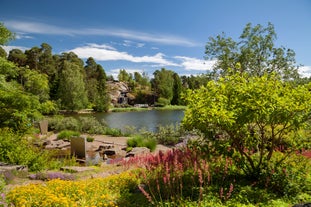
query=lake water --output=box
[91,109,184,132]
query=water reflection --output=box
[93,109,184,132]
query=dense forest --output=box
[0,37,213,111]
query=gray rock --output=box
[126,147,150,157]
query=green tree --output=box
[58,61,88,110]
[39,43,56,76]
[84,57,109,111]
[25,46,41,70]
[0,46,6,58]
[58,53,88,110]
[181,74,212,90]
[19,67,50,102]
[205,23,299,80]
[171,73,182,105]
[0,57,42,132]
[118,69,131,82]
[182,72,311,178]
[7,48,27,67]
[0,22,14,45]
[0,56,18,79]
[151,68,174,105]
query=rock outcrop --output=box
[107,81,135,105]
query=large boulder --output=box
[126,147,150,157]
[107,81,135,105]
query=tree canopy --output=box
[0,22,14,45]
[205,23,299,80]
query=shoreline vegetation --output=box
[110,105,186,112]
[62,105,186,114]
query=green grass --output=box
[154,105,186,110]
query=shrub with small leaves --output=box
[57,130,80,140]
[127,135,157,152]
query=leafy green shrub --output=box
[47,116,80,132]
[127,135,157,151]
[0,128,52,171]
[155,97,170,107]
[127,135,143,148]
[48,115,108,134]
[154,124,183,146]
[142,138,157,152]
[86,136,94,142]
[78,116,106,134]
[57,130,80,140]
[104,127,122,137]
[258,152,311,197]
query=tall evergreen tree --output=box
[151,68,174,105]
[171,73,182,105]
[84,57,109,111]
[58,53,88,110]
[25,46,41,70]
[7,49,27,67]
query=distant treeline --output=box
[1,42,213,112]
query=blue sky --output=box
[1,0,311,78]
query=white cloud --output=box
[86,43,116,50]
[15,32,33,39]
[299,65,311,78]
[174,56,216,71]
[69,44,178,66]
[5,20,198,46]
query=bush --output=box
[47,116,80,132]
[258,152,311,197]
[0,128,51,171]
[57,130,80,140]
[48,115,107,134]
[127,136,143,148]
[86,136,94,142]
[104,127,122,137]
[154,124,183,146]
[127,135,157,152]
[155,97,170,107]
[78,116,106,134]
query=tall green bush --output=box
[0,128,51,171]
[127,135,157,152]
[183,72,311,178]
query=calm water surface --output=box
[93,109,184,132]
